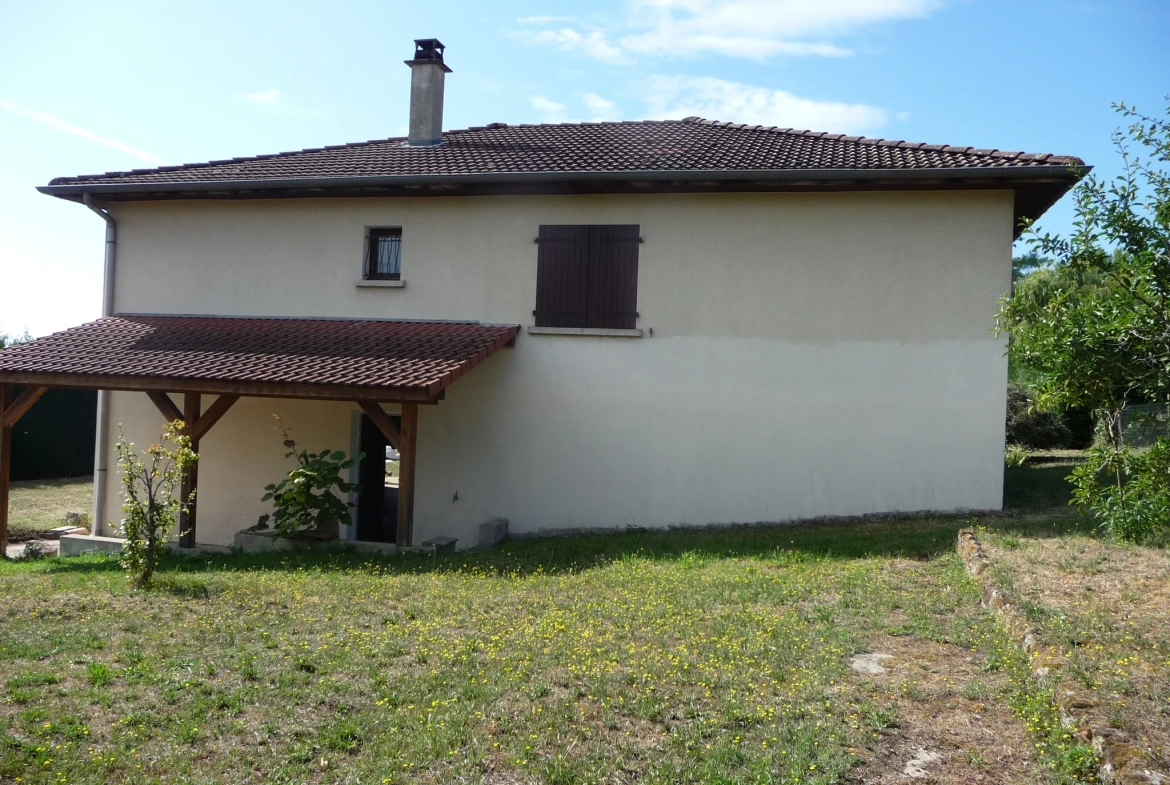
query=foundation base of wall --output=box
[235,529,400,555]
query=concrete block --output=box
[59,534,124,556]
[421,536,457,554]
[478,518,508,548]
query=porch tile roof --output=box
[0,316,518,402]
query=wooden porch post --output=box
[0,385,11,556]
[0,384,48,556]
[146,390,236,549]
[396,403,418,547]
[178,392,200,548]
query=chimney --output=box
[405,38,451,147]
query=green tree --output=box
[1011,251,1049,284]
[0,330,31,349]
[997,98,1170,542]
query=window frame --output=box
[362,227,404,281]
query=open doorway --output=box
[355,413,399,543]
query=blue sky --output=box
[1,0,1166,337]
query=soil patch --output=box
[847,633,1037,784]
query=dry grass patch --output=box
[982,529,1170,770]
[847,633,1037,784]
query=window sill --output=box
[355,279,405,288]
[526,326,643,338]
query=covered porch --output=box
[0,315,518,553]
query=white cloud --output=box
[532,95,570,123]
[583,92,622,121]
[525,0,938,61]
[532,28,625,64]
[239,88,281,104]
[645,75,887,134]
[0,100,165,165]
[531,93,623,124]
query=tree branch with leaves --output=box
[998,98,1170,542]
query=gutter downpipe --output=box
[83,193,115,538]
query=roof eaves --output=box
[38,163,1089,199]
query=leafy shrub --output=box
[1004,445,1030,468]
[1006,383,1072,449]
[256,417,362,537]
[116,422,197,589]
[1070,437,1170,544]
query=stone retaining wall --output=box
[958,528,1168,785]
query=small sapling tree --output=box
[116,422,197,588]
[256,416,363,538]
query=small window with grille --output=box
[363,228,403,280]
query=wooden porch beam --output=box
[396,403,418,548]
[0,370,442,404]
[191,394,239,441]
[1,386,48,428]
[356,401,401,450]
[178,393,200,549]
[146,390,184,423]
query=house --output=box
[0,40,1086,552]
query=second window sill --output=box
[355,279,405,288]
[527,326,643,338]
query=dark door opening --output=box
[356,414,399,543]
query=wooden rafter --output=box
[146,390,184,423]
[1,386,47,428]
[356,401,401,450]
[191,395,239,441]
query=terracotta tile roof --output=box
[45,117,1084,189]
[0,316,518,402]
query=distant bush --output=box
[1004,445,1030,467]
[1006,383,1072,449]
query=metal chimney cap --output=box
[406,39,452,72]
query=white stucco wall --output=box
[96,190,1013,546]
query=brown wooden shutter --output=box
[586,225,640,330]
[535,225,590,328]
[535,224,640,329]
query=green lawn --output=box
[0,509,1097,784]
[1003,457,1084,511]
[5,477,92,540]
